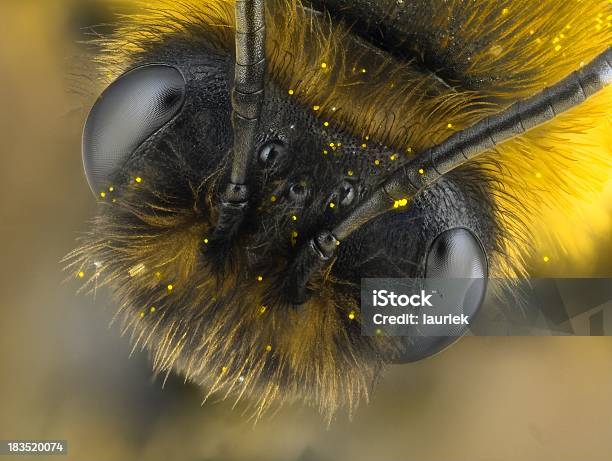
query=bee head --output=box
[76,0,611,421]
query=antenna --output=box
[213,0,266,242]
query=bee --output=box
[67,0,611,421]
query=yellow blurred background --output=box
[0,1,611,460]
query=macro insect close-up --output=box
[64,0,611,425]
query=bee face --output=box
[73,0,611,421]
[76,30,498,419]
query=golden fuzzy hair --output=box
[70,0,611,421]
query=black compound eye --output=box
[82,64,186,197]
[338,180,356,206]
[258,141,288,169]
[392,228,488,364]
[289,179,310,201]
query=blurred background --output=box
[0,1,611,460]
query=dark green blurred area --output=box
[0,1,611,460]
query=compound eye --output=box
[82,64,186,197]
[258,141,288,170]
[289,179,310,202]
[392,228,487,364]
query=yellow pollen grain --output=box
[270,195,277,202]
[324,121,329,127]
[108,186,114,192]
[543,256,550,263]
[292,215,298,221]
[393,198,409,208]
[374,159,380,166]
[348,311,356,320]
[321,62,327,69]
[203,238,209,244]
[292,231,298,238]
[221,366,228,374]
[323,150,328,155]
[348,170,354,176]
[555,45,562,51]
[418,168,425,175]
[155,272,161,278]
[313,105,320,111]
[135,177,142,183]
[140,311,145,318]
[530,29,535,35]
[390,154,397,161]
[362,143,367,148]
[167,284,174,291]
[502,7,509,15]
[78,271,85,279]
[329,202,336,209]
[259,305,267,314]
[257,275,263,282]
[288,89,294,95]
[100,192,106,198]
[150,306,156,313]
[361,68,367,74]
[330,142,335,147]
[535,172,542,179]
[265,344,272,352]
[447,123,453,129]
